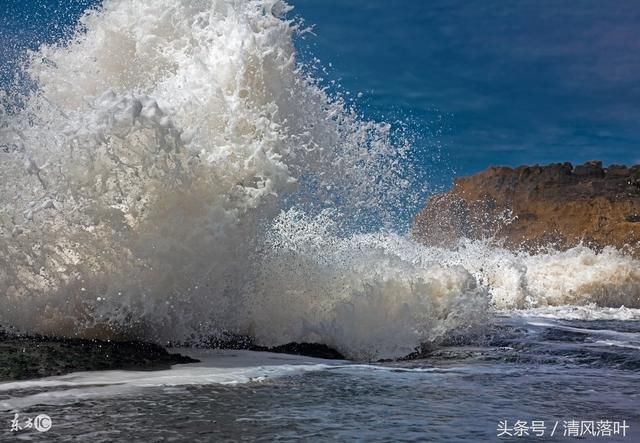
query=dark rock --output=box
[197,332,345,359]
[0,329,199,382]
[256,343,345,360]
[573,160,604,177]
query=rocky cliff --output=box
[413,161,640,255]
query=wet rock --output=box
[413,161,640,255]
[200,333,345,360]
[0,330,199,382]
[253,343,345,360]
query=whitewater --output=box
[0,0,639,364]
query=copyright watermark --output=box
[9,413,52,433]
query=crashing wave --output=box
[0,0,637,359]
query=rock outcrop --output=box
[0,331,348,381]
[413,161,640,255]
[0,331,199,381]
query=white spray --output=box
[0,0,637,359]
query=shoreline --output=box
[0,330,346,383]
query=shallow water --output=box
[1,312,638,442]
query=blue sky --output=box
[293,0,640,176]
[3,0,640,181]
[0,0,96,85]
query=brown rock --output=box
[412,161,640,255]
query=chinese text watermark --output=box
[498,419,629,438]
[9,413,52,433]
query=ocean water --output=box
[0,0,639,441]
[1,316,639,442]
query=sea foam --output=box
[0,0,638,360]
